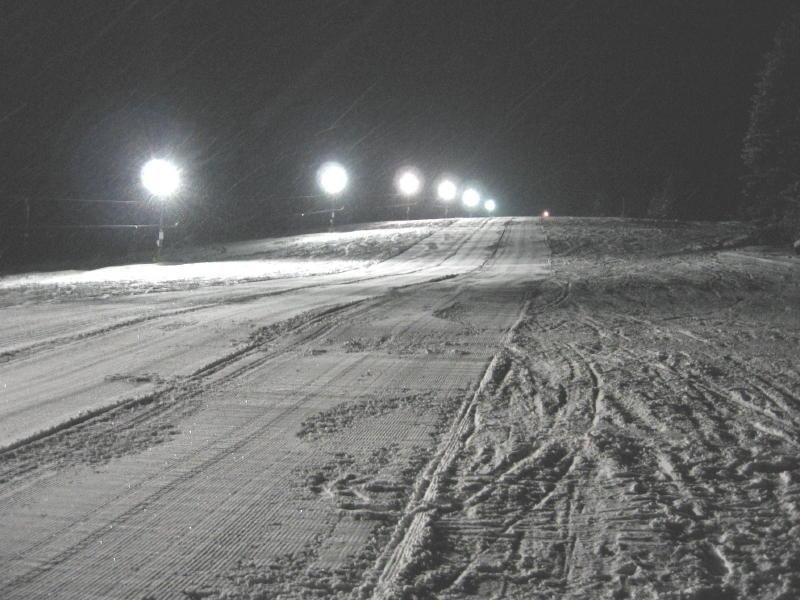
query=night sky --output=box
[1,1,796,247]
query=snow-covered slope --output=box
[0,222,442,297]
[0,217,797,600]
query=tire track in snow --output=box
[0,220,500,453]
[0,219,523,599]
[0,297,371,458]
[0,299,378,551]
[0,307,377,594]
[362,299,533,599]
[1,219,498,464]
[0,303,216,364]
[0,223,460,366]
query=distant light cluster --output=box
[314,162,500,217]
[138,155,503,229]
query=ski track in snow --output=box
[0,216,799,600]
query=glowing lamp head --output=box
[462,187,480,209]
[141,159,180,197]
[437,179,457,202]
[396,169,422,197]
[317,162,349,196]
[484,199,496,213]
[542,210,550,218]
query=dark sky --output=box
[1,0,796,237]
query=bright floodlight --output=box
[397,169,422,197]
[317,162,348,196]
[141,159,180,197]
[542,210,550,218]
[462,187,480,209]
[437,179,457,202]
[484,199,496,213]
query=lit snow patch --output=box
[0,259,364,287]
[0,226,435,288]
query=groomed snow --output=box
[0,225,436,289]
[1,217,798,600]
[0,258,367,287]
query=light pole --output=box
[436,178,457,218]
[395,168,422,219]
[317,161,348,230]
[141,158,180,259]
[462,187,480,217]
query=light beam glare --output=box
[437,179,457,201]
[396,169,422,197]
[462,187,480,208]
[141,159,180,197]
[317,162,349,196]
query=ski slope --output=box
[1,217,798,600]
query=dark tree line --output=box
[742,11,800,244]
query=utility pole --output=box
[156,202,165,260]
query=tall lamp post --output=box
[141,158,180,260]
[396,168,422,219]
[317,161,349,230]
[462,187,480,217]
[437,178,457,218]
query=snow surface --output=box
[0,258,366,286]
[0,225,436,288]
[1,217,798,600]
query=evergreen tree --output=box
[742,12,800,220]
